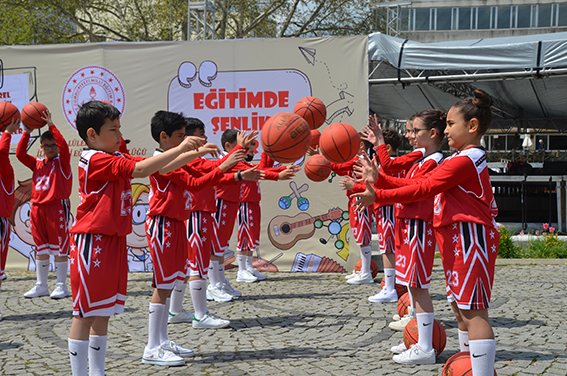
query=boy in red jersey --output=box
[142,111,248,366]
[17,111,73,299]
[0,120,19,320]
[353,90,499,375]
[68,101,203,376]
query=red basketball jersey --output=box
[0,133,14,218]
[71,150,141,236]
[376,144,425,175]
[17,125,72,204]
[184,157,236,213]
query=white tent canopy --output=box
[368,32,567,131]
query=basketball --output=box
[380,277,408,298]
[319,122,360,163]
[403,318,447,356]
[0,102,21,132]
[397,292,411,317]
[353,258,379,278]
[442,351,498,376]
[261,112,311,163]
[310,129,321,148]
[304,154,332,182]
[21,102,48,129]
[293,96,326,130]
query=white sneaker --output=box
[391,342,407,354]
[389,310,414,331]
[249,269,267,281]
[393,344,436,365]
[24,283,49,298]
[192,312,230,329]
[392,313,401,321]
[168,309,193,324]
[236,270,258,283]
[50,283,69,299]
[220,279,241,297]
[142,346,185,366]
[159,340,194,357]
[346,272,374,285]
[344,271,360,279]
[368,288,398,303]
[206,283,233,303]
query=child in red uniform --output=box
[17,111,73,299]
[142,111,246,366]
[0,120,19,320]
[353,90,498,375]
[68,101,203,376]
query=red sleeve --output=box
[87,153,138,181]
[119,137,130,155]
[376,145,424,173]
[373,157,474,205]
[166,166,225,192]
[16,132,37,171]
[49,124,71,175]
[262,168,281,181]
[375,159,439,189]
[257,152,286,173]
[214,145,245,167]
[0,133,14,185]
[330,159,355,176]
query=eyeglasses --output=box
[41,144,58,150]
[405,128,429,135]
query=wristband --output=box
[237,170,242,181]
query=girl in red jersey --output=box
[352,89,499,376]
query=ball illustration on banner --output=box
[293,96,326,130]
[310,129,321,148]
[21,102,49,129]
[0,102,21,132]
[319,122,360,163]
[304,154,332,182]
[261,112,311,163]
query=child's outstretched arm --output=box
[132,136,201,178]
[16,124,37,171]
[0,120,18,184]
[43,110,72,175]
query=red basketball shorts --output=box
[187,211,213,278]
[436,222,499,310]
[0,218,10,278]
[348,197,373,246]
[70,233,128,317]
[395,218,436,289]
[214,198,239,254]
[31,199,71,257]
[375,204,396,254]
[237,202,260,253]
[146,216,188,290]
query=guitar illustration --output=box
[268,208,343,250]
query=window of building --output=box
[516,5,532,28]
[498,6,511,29]
[476,7,491,29]
[559,4,567,26]
[458,7,471,30]
[400,8,411,31]
[538,4,552,27]
[414,8,430,31]
[436,8,452,30]
[490,6,498,29]
[549,136,567,149]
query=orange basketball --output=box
[21,102,48,129]
[397,292,411,317]
[403,318,447,356]
[319,122,360,163]
[0,102,21,132]
[353,258,379,278]
[261,112,311,163]
[304,154,332,182]
[442,351,498,376]
[293,96,326,130]
[380,277,408,298]
[310,129,321,148]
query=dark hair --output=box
[40,131,55,143]
[383,128,402,152]
[452,89,493,134]
[76,101,121,142]
[150,111,187,143]
[185,117,205,136]
[221,129,238,151]
[414,109,446,141]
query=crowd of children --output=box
[0,90,500,375]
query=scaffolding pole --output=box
[188,0,216,41]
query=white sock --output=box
[384,268,396,292]
[469,339,496,376]
[147,303,164,350]
[69,339,88,376]
[209,260,220,287]
[189,279,208,319]
[37,258,50,285]
[160,298,170,345]
[218,261,226,282]
[416,312,434,353]
[246,255,254,271]
[88,335,107,376]
[55,261,68,285]
[458,329,470,352]
[360,245,372,274]
[169,281,186,315]
[407,289,415,314]
[237,254,247,272]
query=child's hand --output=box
[241,166,264,181]
[339,177,355,191]
[40,110,53,127]
[22,124,34,134]
[360,125,376,146]
[278,165,298,180]
[180,136,205,152]
[221,149,246,171]
[368,114,385,146]
[197,143,220,158]
[353,152,378,184]
[5,118,21,134]
[306,146,319,156]
[237,130,259,148]
[350,180,376,213]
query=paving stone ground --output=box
[0,259,566,375]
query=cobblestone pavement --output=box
[0,260,566,375]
